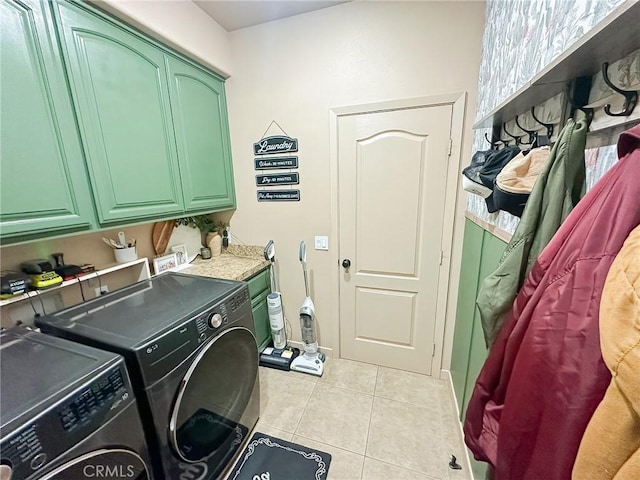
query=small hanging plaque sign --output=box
[254,135,298,155]
[254,156,298,170]
[257,190,300,202]
[256,172,299,186]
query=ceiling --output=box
[194,0,350,32]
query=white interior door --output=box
[338,104,453,375]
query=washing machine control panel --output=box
[194,287,250,338]
[139,285,253,383]
[0,365,130,480]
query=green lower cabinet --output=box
[166,56,236,213]
[1,0,96,241]
[251,290,272,352]
[450,218,508,479]
[246,268,272,351]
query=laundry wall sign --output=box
[254,136,298,155]
[257,190,300,202]
[256,173,299,186]
[254,156,298,170]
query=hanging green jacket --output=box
[476,118,588,347]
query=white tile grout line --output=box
[362,365,378,462]
[292,376,321,436]
[292,381,375,456]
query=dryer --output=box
[36,273,260,480]
[0,327,151,480]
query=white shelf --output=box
[0,257,150,307]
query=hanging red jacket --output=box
[463,123,640,480]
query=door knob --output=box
[342,259,351,272]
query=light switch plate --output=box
[314,236,329,250]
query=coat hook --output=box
[484,132,496,149]
[502,123,521,146]
[515,114,537,144]
[568,99,594,126]
[530,106,554,138]
[602,62,638,117]
[484,132,502,149]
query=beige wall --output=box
[0,224,156,273]
[225,1,485,366]
[94,0,232,77]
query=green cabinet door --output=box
[251,290,272,352]
[0,0,95,241]
[247,268,272,351]
[53,0,183,224]
[165,56,236,213]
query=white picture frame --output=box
[171,244,188,267]
[153,253,177,275]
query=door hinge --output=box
[447,138,453,157]
[439,250,444,265]
[432,343,436,357]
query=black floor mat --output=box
[228,432,332,480]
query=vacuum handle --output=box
[300,241,310,297]
[299,241,306,264]
[264,240,275,262]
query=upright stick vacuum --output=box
[264,240,286,349]
[290,241,325,376]
[259,240,299,370]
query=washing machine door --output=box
[36,449,149,480]
[169,327,259,463]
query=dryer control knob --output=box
[209,313,223,329]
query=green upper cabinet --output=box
[52,0,184,224]
[0,0,96,241]
[165,56,236,212]
[1,0,236,244]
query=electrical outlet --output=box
[94,285,109,296]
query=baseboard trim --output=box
[442,369,475,480]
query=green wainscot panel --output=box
[450,219,508,480]
[53,0,184,224]
[460,229,506,419]
[450,220,484,411]
[165,56,236,213]
[1,0,96,241]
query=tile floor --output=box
[251,358,472,480]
